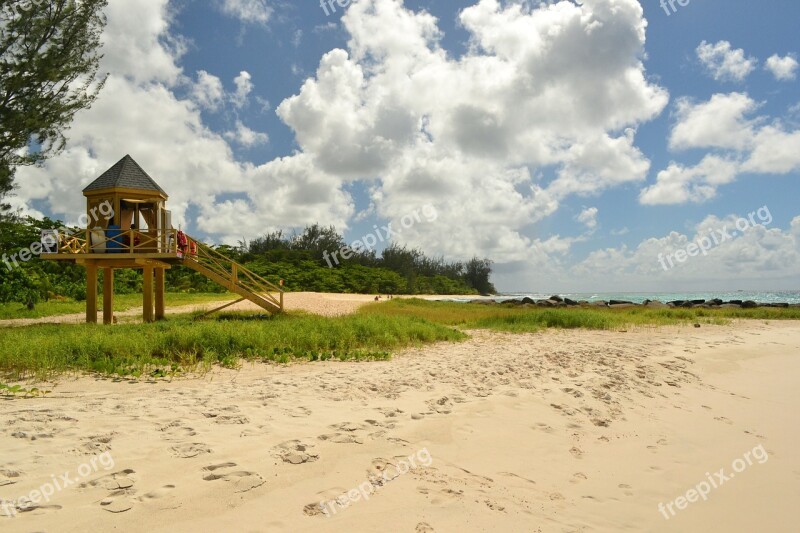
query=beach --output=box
[1,296,798,532]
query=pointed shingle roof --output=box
[83,155,167,196]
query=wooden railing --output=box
[48,229,179,255]
[181,235,284,313]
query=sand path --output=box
[0,292,469,327]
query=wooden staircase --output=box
[181,235,283,314]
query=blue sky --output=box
[15,0,800,292]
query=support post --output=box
[155,268,165,320]
[103,268,114,325]
[143,267,154,323]
[86,262,98,324]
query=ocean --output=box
[449,291,800,304]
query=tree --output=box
[464,257,495,295]
[0,0,107,213]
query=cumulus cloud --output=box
[576,207,598,230]
[191,70,225,110]
[639,155,739,205]
[277,0,668,260]
[224,120,269,147]
[232,71,254,108]
[669,93,758,151]
[765,54,799,81]
[564,212,800,292]
[696,40,757,83]
[190,70,255,112]
[644,92,800,204]
[219,0,272,25]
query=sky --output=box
[12,0,800,293]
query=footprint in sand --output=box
[158,420,197,440]
[426,397,453,414]
[79,468,137,513]
[9,502,63,515]
[138,484,176,501]
[100,494,136,514]
[202,462,265,493]
[71,433,115,455]
[283,406,312,418]
[272,440,319,464]
[618,483,634,496]
[0,469,21,487]
[170,442,212,459]
[80,468,137,491]
[570,472,588,484]
[484,499,506,512]
[302,502,327,516]
[570,447,583,459]
[417,486,464,505]
[416,522,435,533]
[498,472,536,485]
[318,421,382,444]
[137,485,180,511]
[203,410,250,425]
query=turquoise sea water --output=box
[449,291,800,304]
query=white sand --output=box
[0,305,798,532]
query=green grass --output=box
[0,312,465,380]
[358,298,800,332]
[0,292,237,320]
[3,297,798,380]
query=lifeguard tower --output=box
[42,155,284,324]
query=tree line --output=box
[0,217,495,308]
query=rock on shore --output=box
[470,297,799,309]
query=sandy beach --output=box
[1,296,798,532]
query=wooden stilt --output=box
[86,262,98,324]
[143,267,154,323]
[103,268,114,325]
[155,268,165,320]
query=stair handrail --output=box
[185,235,283,309]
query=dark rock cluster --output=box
[470,296,800,309]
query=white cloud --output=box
[100,0,184,85]
[568,213,800,290]
[639,155,739,205]
[696,40,757,83]
[669,93,758,151]
[191,70,225,110]
[742,126,800,174]
[219,0,272,25]
[224,120,269,147]
[232,71,254,108]
[576,207,598,230]
[645,92,800,204]
[765,54,799,81]
[190,70,256,111]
